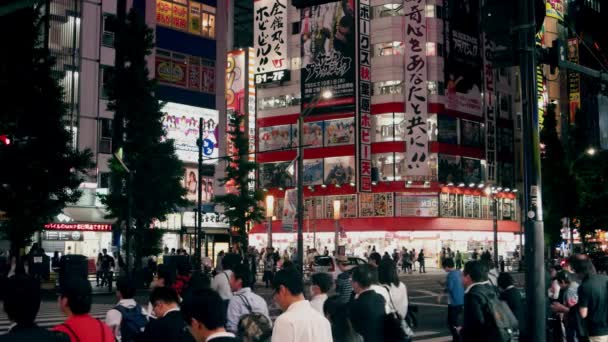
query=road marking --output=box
[410,301,448,308]
[413,331,440,337]
[415,289,442,296]
[414,336,452,342]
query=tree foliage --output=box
[100,9,186,264]
[214,113,265,251]
[0,6,93,255]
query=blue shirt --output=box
[446,269,465,306]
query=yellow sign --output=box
[546,0,564,20]
[189,2,201,35]
[156,0,171,27]
[172,4,188,31]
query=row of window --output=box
[440,193,516,220]
[155,49,216,94]
[156,0,216,39]
[373,41,444,58]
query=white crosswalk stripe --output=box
[0,303,114,334]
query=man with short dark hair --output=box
[310,272,332,313]
[271,268,333,342]
[460,260,497,342]
[0,275,69,341]
[141,287,195,342]
[573,258,608,341]
[349,264,386,342]
[105,277,147,341]
[53,277,114,342]
[441,258,464,342]
[226,264,270,333]
[181,289,238,341]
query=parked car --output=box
[311,255,367,279]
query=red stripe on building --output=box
[430,142,485,159]
[371,141,406,153]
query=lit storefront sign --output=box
[357,0,372,192]
[44,223,112,231]
[254,0,289,84]
[43,231,84,241]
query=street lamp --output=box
[333,200,341,254]
[485,187,499,269]
[586,147,596,156]
[296,89,333,277]
[266,195,274,249]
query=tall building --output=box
[247,0,521,261]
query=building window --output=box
[292,22,300,35]
[372,153,395,181]
[372,4,405,18]
[373,42,404,57]
[99,172,111,189]
[155,48,216,93]
[258,93,301,111]
[440,193,462,218]
[372,113,406,142]
[374,80,403,96]
[426,42,436,56]
[156,0,216,39]
[100,67,113,100]
[102,14,116,47]
[99,118,112,154]
[425,4,435,17]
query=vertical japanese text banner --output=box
[357,0,372,192]
[404,0,428,176]
[483,33,497,183]
[254,0,289,84]
[567,38,580,122]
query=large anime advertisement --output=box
[445,0,482,116]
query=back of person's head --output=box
[233,263,253,288]
[311,272,333,294]
[281,260,295,271]
[149,286,179,306]
[497,272,514,290]
[156,264,174,286]
[181,289,226,330]
[463,260,488,283]
[272,268,303,295]
[176,259,191,276]
[572,258,596,277]
[117,277,136,299]
[4,275,40,325]
[60,277,92,315]
[378,259,399,286]
[222,253,241,271]
[442,257,455,269]
[237,313,273,342]
[352,264,377,289]
[323,295,358,341]
[556,270,572,284]
[368,252,381,266]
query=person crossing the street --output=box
[105,277,147,342]
[226,264,270,333]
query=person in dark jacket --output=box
[349,264,386,342]
[497,272,525,338]
[461,260,498,342]
[142,287,195,342]
[0,275,69,342]
[181,288,239,342]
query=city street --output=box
[0,271,476,341]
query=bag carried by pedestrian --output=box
[382,285,414,342]
[475,291,519,342]
[114,304,147,342]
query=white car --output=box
[311,255,367,280]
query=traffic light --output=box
[0,135,10,146]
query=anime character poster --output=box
[324,156,355,185]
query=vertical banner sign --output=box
[282,189,297,232]
[445,0,482,116]
[357,0,372,192]
[226,50,247,180]
[188,58,201,91]
[546,0,564,20]
[247,48,257,193]
[254,0,289,84]
[404,0,428,176]
[567,38,580,123]
[536,28,546,129]
[483,34,497,183]
[188,2,201,35]
[171,4,188,31]
[300,1,356,115]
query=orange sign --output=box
[156,0,171,26]
[172,4,188,31]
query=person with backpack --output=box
[226,264,270,333]
[461,260,518,342]
[105,277,147,342]
[141,286,195,342]
[53,277,114,342]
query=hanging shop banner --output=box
[395,193,439,217]
[188,61,201,91]
[254,0,289,84]
[324,156,355,186]
[325,195,357,219]
[300,1,356,115]
[171,4,188,31]
[188,2,201,34]
[445,0,482,116]
[258,125,292,152]
[259,162,295,188]
[567,38,580,122]
[226,50,247,114]
[325,118,355,146]
[536,27,547,129]
[183,167,215,203]
[404,0,429,176]
[482,33,497,182]
[161,102,219,163]
[303,159,324,186]
[357,0,372,192]
[156,0,172,26]
[359,193,394,217]
[282,189,297,232]
[546,0,564,20]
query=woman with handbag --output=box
[379,259,413,341]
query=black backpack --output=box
[114,304,147,342]
[474,290,519,342]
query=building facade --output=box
[248,0,522,264]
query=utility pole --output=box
[196,117,204,269]
[517,0,546,339]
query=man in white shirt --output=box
[271,268,333,342]
[211,255,235,302]
[182,289,239,342]
[226,264,271,333]
[105,277,147,341]
[309,272,332,313]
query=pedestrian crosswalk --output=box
[0,302,113,334]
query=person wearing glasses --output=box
[141,287,195,342]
